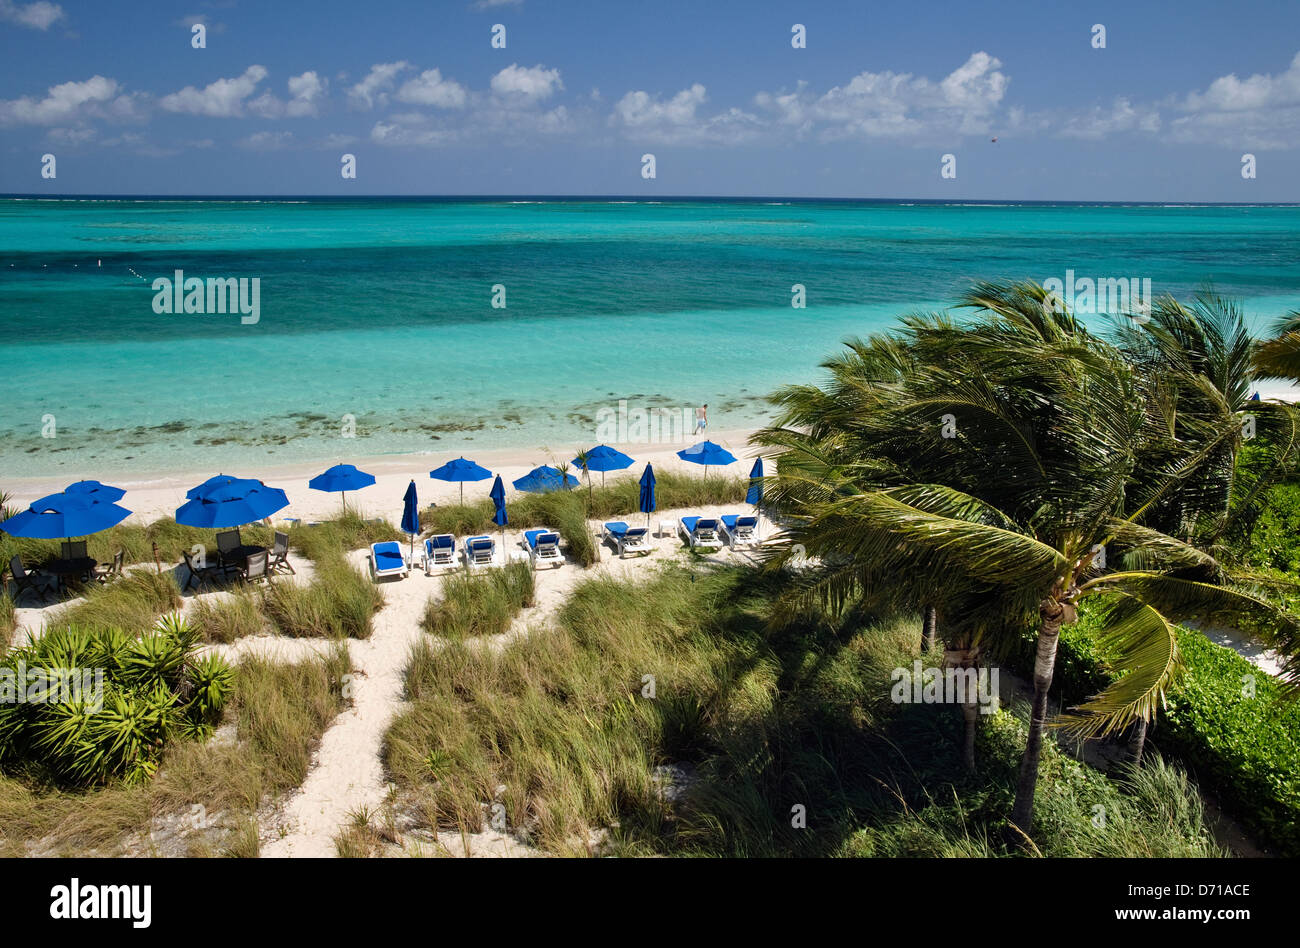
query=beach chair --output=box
[9,555,55,604]
[181,548,220,592]
[678,516,723,550]
[522,528,563,569]
[267,531,295,575]
[603,522,651,557]
[422,535,456,573]
[464,535,496,568]
[369,541,409,580]
[94,550,125,585]
[216,530,242,576]
[719,515,760,548]
[241,550,271,586]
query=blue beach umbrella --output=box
[175,479,289,529]
[746,457,764,506]
[309,463,376,512]
[401,480,420,560]
[512,465,580,494]
[677,440,737,486]
[490,475,508,553]
[64,479,127,503]
[1,492,131,540]
[638,463,656,530]
[186,473,246,500]
[430,456,493,505]
[573,445,634,488]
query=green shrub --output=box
[421,561,535,641]
[0,592,14,646]
[0,616,232,787]
[190,589,266,644]
[1158,628,1300,855]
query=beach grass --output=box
[0,643,351,857]
[384,563,1222,857]
[262,554,383,639]
[190,588,268,644]
[53,568,183,634]
[287,511,401,563]
[0,592,14,647]
[420,560,535,641]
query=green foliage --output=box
[1234,480,1300,573]
[57,569,183,634]
[1159,628,1300,855]
[421,561,535,641]
[0,618,232,787]
[0,592,14,646]
[287,512,401,564]
[190,589,265,644]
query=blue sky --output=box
[2,0,1299,199]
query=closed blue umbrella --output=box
[401,480,420,560]
[573,445,634,487]
[746,457,764,506]
[490,475,508,555]
[512,465,579,493]
[309,463,376,512]
[430,457,493,505]
[64,479,127,503]
[1,492,131,540]
[638,463,656,530]
[176,480,289,529]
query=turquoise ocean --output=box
[2,197,1299,480]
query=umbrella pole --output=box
[460,483,465,506]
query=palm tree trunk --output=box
[921,604,937,653]
[1127,717,1148,767]
[961,693,979,773]
[1011,595,1072,835]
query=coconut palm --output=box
[757,279,1300,835]
[1252,310,1300,382]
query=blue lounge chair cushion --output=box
[624,527,647,538]
[721,515,758,529]
[428,535,454,550]
[372,542,405,572]
[467,536,493,549]
[605,521,629,537]
[681,516,702,532]
[525,529,559,549]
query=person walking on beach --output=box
[694,403,708,435]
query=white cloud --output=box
[1059,97,1160,140]
[239,130,295,150]
[0,75,144,125]
[612,83,762,144]
[490,63,562,103]
[1167,51,1300,148]
[396,68,468,108]
[248,70,329,118]
[370,113,458,146]
[471,0,522,8]
[160,65,268,117]
[756,52,1009,141]
[348,61,409,110]
[0,0,64,30]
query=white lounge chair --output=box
[678,516,722,550]
[464,535,496,568]
[719,514,760,548]
[522,528,563,568]
[422,534,456,573]
[603,521,652,557]
[369,541,409,580]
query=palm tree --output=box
[1252,310,1300,382]
[757,280,1300,835]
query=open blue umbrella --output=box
[64,479,127,503]
[573,445,634,488]
[639,463,656,530]
[430,457,493,505]
[186,473,246,500]
[512,465,579,493]
[677,440,737,487]
[176,480,289,529]
[1,492,131,540]
[401,480,420,560]
[309,463,376,512]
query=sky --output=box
[1,0,1299,199]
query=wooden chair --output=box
[181,548,220,592]
[267,531,294,575]
[241,550,271,586]
[94,550,125,585]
